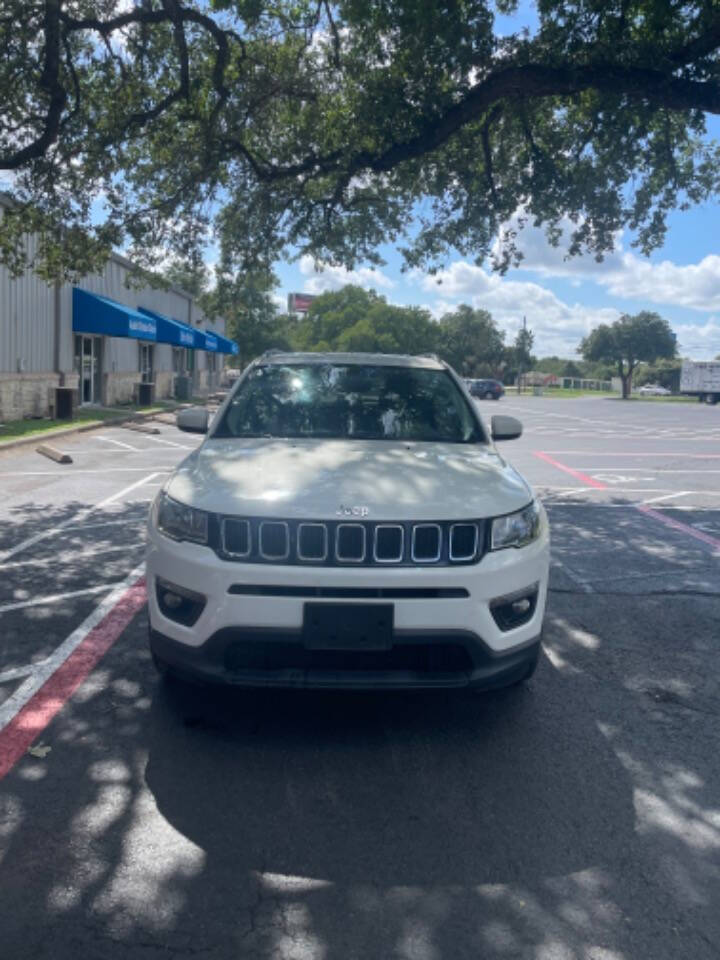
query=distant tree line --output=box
[207,283,538,381]
[167,260,683,396]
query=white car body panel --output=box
[147,351,550,690]
[147,517,548,655]
[166,438,533,522]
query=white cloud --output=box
[271,292,287,312]
[299,255,395,294]
[603,255,720,312]
[420,261,620,356]
[493,211,720,312]
[674,318,720,357]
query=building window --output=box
[172,347,185,373]
[139,343,154,382]
[74,334,103,405]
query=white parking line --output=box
[641,492,692,505]
[0,662,40,684]
[0,467,173,476]
[536,484,720,495]
[0,564,145,737]
[142,435,191,450]
[64,518,145,533]
[571,468,720,474]
[0,582,115,615]
[61,448,182,456]
[0,472,160,562]
[0,542,144,572]
[93,435,140,451]
[540,452,720,458]
[545,502,715,510]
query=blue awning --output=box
[201,329,238,355]
[218,332,239,356]
[138,307,199,349]
[201,330,219,352]
[72,287,157,341]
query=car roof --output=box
[257,351,446,370]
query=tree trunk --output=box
[621,372,631,399]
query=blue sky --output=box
[275,181,720,360]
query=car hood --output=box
[165,438,532,521]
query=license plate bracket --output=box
[303,603,394,650]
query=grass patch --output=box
[620,394,701,403]
[0,402,177,445]
[507,388,616,399]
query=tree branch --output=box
[235,61,720,185]
[2,0,67,169]
[480,104,502,205]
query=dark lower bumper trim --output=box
[149,627,541,691]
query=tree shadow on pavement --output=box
[0,493,719,959]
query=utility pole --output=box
[517,315,526,394]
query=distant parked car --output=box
[636,384,671,396]
[468,378,505,400]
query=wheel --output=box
[484,391,494,400]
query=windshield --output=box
[214,363,483,443]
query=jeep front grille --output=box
[216,517,485,566]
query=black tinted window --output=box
[215,363,482,443]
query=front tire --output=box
[484,391,495,400]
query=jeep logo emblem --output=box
[336,504,369,517]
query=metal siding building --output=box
[0,232,55,375]
[1,201,233,420]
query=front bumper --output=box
[150,625,541,690]
[146,518,549,690]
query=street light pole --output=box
[518,315,526,394]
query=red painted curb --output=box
[534,451,608,489]
[0,579,147,782]
[636,505,720,552]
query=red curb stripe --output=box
[636,505,720,553]
[0,579,147,782]
[533,451,608,489]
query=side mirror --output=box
[176,407,209,434]
[491,414,522,441]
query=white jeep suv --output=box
[147,352,549,690]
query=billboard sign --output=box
[288,292,317,314]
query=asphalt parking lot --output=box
[1,396,719,960]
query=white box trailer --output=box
[680,360,720,403]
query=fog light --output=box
[156,577,206,627]
[511,598,531,616]
[163,591,184,610]
[490,585,538,632]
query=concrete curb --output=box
[0,406,183,453]
[123,422,161,435]
[36,444,73,464]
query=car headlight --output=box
[156,492,209,545]
[491,500,542,550]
